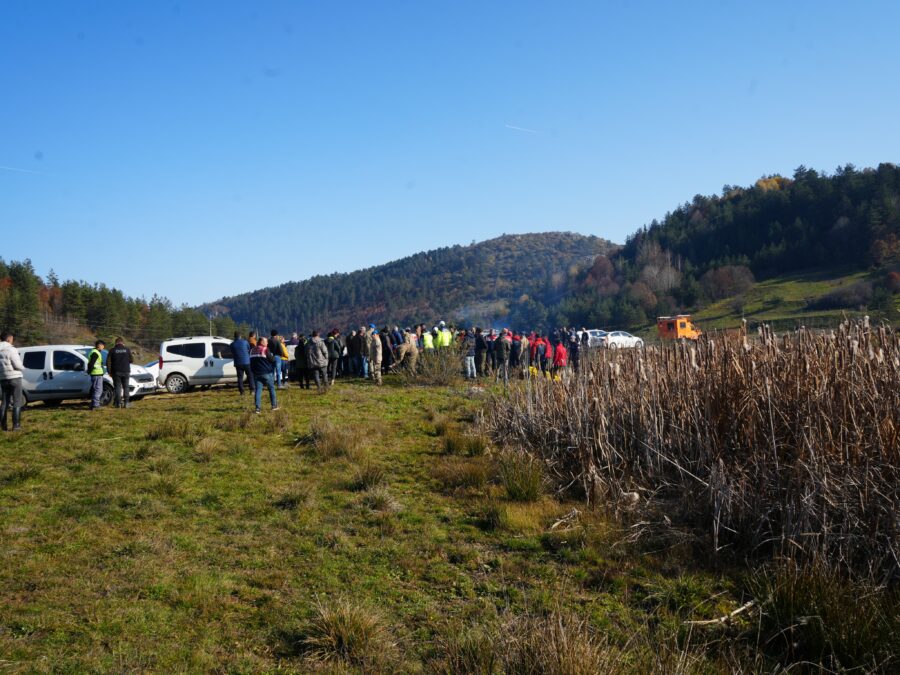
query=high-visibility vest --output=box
[440,329,452,348]
[88,349,105,376]
[423,333,434,349]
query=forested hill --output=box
[203,233,615,330]
[552,163,900,330]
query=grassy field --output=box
[690,268,898,331]
[0,378,767,672]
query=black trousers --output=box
[112,374,130,407]
[235,364,255,395]
[328,358,339,382]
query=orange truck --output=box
[657,315,702,341]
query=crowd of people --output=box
[229,322,592,413]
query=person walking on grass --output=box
[250,337,278,413]
[326,329,342,385]
[87,340,106,410]
[0,332,25,431]
[306,330,330,390]
[230,331,254,396]
[269,330,289,389]
[553,339,569,380]
[294,333,312,389]
[107,337,133,408]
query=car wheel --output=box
[100,383,115,407]
[636,340,644,348]
[608,342,618,349]
[166,373,189,394]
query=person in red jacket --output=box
[553,340,569,380]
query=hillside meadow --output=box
[1,370,896,672]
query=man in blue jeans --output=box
[230,331,254,395]
[250,337,279,413]
[269,330,283,388]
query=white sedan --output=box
[601,331,644,349]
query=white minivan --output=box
[17,345,158,407]
[158,336,238,393]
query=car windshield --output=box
[76,347,107,364]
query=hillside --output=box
[203,233,615,330]
[551,164,900,331]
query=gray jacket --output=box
[0,341,24,381]
[306,337,329,369]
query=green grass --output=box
[0,378,841,671]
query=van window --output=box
[167,343,206,359]
[53,350,84,371]
[679,322,687,329]
[22,351,45,370]
[212,342,233,359]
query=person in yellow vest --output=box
[422,329,435,351]
[87,339,106,410]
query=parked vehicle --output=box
[577,329,608,348]
[158,336,237,393]
[657,315,702,341]
[17,345,157,406]
[600,331,644,349]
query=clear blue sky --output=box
[2,1,899,306]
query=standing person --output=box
[269,330,286,389]
[553,339,569,379]
[509,332,522,372]
[474,328,487,376]
[87,340,106,410]
[396,327,419,373]
[289,332,300,346]
[464,330,476,379]
[380,328,394,373]
[422,327,435,351]
[325,330,339,385]
[306,330,329,390]
[230,331,254,396]
[0,332,25,431]
[294,333,311,389]
[347,329,360,377]
[368,327,383,385]
[107,337,133,408]
[248,331,258,348]
[519,332,530,378]
[581,327,589,350]
[495,329,512,387]
[250,337,278,413]
[569,333,581,373]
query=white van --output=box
[158,336,237,393]
[17,345,158,407]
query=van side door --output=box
[51,349,90,396]
[19,350,54,401]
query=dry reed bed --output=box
[483,320,899,576]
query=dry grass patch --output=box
[360,485,401,513]
[307,417,364,460]
[504,498,567,534]
[441,430,488,456]
[192,436,224,463]
[145,419,206,444]
[431,456,491,492]
[350,460,387,491]
[214,409,255,432]
[300,599,397,670]
[272,483,313,511]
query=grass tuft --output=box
[497,451,544,502]
[192,436,223,462]
[361,485,401,513]
[431,456,490,492]
[307,417,364,459]
[273,484,313,511]
[479,497,510,531]
[145,419,205,444]
[301,599,396,670]
[350,461,387,491]
[442,430,488,456]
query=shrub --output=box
[396,347,464,386]
[807,280,873,310]
[497,452,544,502]
[301,599,396,670]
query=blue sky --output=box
[2,1,899,305]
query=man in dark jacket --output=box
[494,329,512,387]
[474,328,487,377]
[230,331,254,396]
[306,330,330,390]
[326,329,342,385]
[107,337,133,408]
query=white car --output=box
[601,331,644,349]
[17,344,158,406]
[158,336,238,393]
[576,329,608,348]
